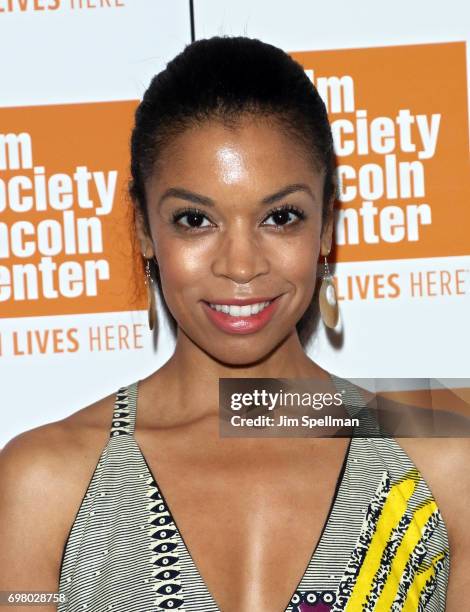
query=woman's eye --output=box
[172,209,213,230]
[172,204,305,231]
[262,206,305,228]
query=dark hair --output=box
[130,35,336,232]
[129,36,337,344]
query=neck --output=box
[151,326,330,422]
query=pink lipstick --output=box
[201,296,282,334]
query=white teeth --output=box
[208,300,272,317]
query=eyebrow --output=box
[261,183,315,205]
[158,183,316,208]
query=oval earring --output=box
[319,256,339,329]
[144,258,156,331]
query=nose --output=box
[211,224,270,284]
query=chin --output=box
[200,334,288,367]
[213,351,266,367]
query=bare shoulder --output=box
[352,381,470,523]
[0,388,116,488]
[396,436,470,506]
[0,389,117,595]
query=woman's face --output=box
[138,116,333,365]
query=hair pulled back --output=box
[129,36,337,235]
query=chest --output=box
[136,434,351,612]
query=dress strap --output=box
[329,373,384,437]
[109,382,138,437]
[329,374,367,412]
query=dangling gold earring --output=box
[319,255,339,328]
[144,258,156,331]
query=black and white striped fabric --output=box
[58,376,449,611]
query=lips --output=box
[204,296,278,306]
[207,299,272,317]
[201,295,282,335]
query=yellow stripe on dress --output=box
[401,551,448,612]
[344,468,420,611]
[374,498,438,609]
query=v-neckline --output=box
[132,378,355,612]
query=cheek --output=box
[270,233,320,282]
[156,238,211,301]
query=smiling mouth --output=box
[200,295,282,334]
[205,299,274,317]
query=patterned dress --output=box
[58,375,449,611]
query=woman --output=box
[1,36,469,612]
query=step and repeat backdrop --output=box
[1,0,469,445]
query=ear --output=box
[134,208,155,259]
[320,198,335,257]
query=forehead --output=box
[147,117,323,200]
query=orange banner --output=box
[292,42,470,262]
[0,100,146,318]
